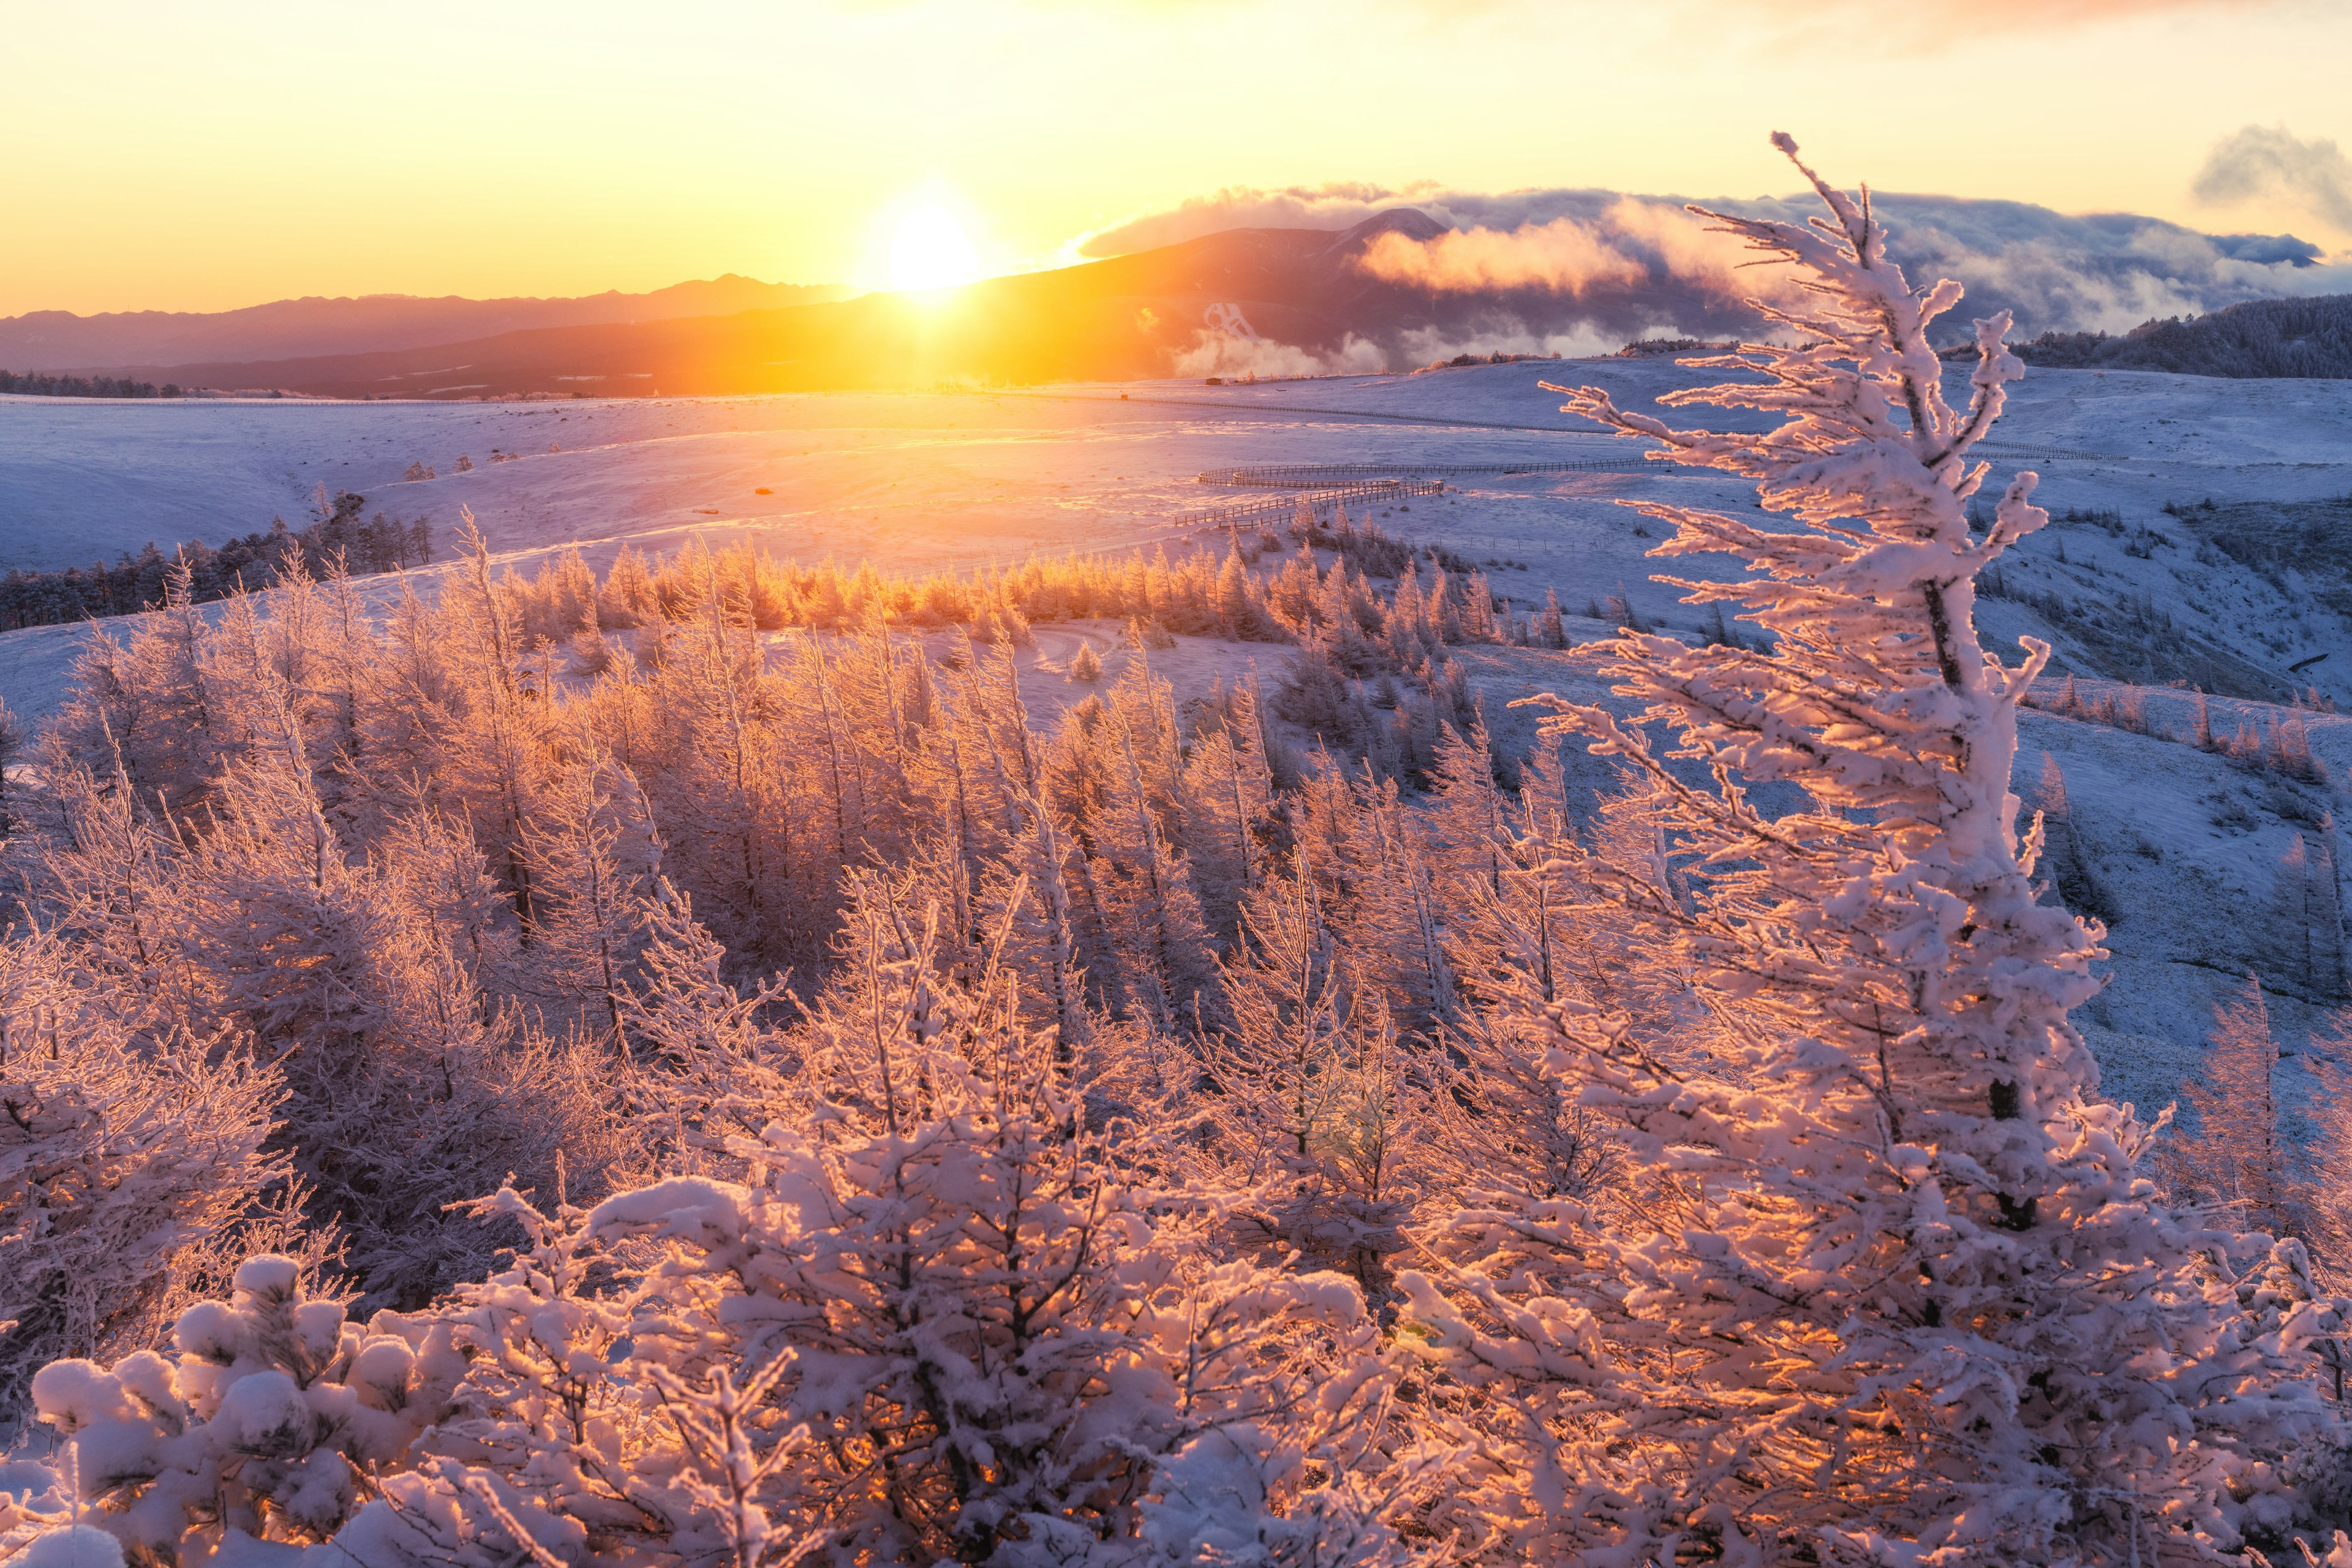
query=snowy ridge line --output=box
[1194,458,1659,487]
[2024,672,2348,731]
[989,388,1605,434]
[1173,479,1446,530]
[886,516,1224,578]
[0,393,559,409]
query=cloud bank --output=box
[1084,180,2352,347]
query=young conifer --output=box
[1401,134,2339,1566]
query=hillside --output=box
[0,275,853,374]
[2014,293,2352,379]
[7,266,2352,1561]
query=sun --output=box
[888,205,980,293]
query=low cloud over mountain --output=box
[1081,181,2351,343]
[31,180,2352,399]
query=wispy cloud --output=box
[2194,125,2352,236]
[1074,184,1425,259]
[1646,0,2290,57]
[1721,0,2270,22]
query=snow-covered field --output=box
[9,358,2350,596]
[7,357,2352,1107]
[6,360,2343,658]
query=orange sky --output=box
[2,0,2346,317]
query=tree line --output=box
[0,368,184,398]
[2000,293,2352,379]
[0,488,432,630]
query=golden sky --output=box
[2,0,2346,317]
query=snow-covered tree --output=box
[2269,833,2348,1001]
[2166,974,2288,1233]
[518,756,664,1037]
[28,1250,463,1559]
[1175,682,1279,944]
[0,930,285,1419]
[1400,134,2341,1566]
[1204,853,1416,1292]
[12,842,1411,1568]
[2029,752,2112,924]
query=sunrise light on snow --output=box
[6,6,2352,1566]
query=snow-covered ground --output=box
[9,358,2352,730]
[7,357,2352,1112]
[9,360,2350,631]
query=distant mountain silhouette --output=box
[2010,295,2352,379]
[0,276,854,373]
[72,211,1703,397]
[62,211,2340,398]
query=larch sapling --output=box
[2168,974,2288,1235]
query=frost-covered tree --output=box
[0,929,285,1419]
[0,693,28,833]
[1205,854,1415,1290]
[2268,833,2348,1001]
[518,756,663,1036]
[2167,974,2288,1233]
[14,854,1410,1568]
[1174,681,1279,944]
[2030,752,2112,924]
[1400,134,2340,1566]
[1334,774,1456,1039]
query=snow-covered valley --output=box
[6,356,2352,1125]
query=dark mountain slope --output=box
[0,277,853,374]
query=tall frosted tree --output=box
[2168,974,2286,1233]
[1401,134,2339,1566]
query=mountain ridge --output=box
[0,275,855,374]
[0,211,1660,398]
[19,211,2350,399]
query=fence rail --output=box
[1973,443,2128,462]
[1172,479,1446,530]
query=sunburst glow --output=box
[888,205,980,293]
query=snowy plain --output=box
[6,357,2352,1114]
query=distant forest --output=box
[2003,292,2352,379]
[0,489,432,630]
[0,368,182,398]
